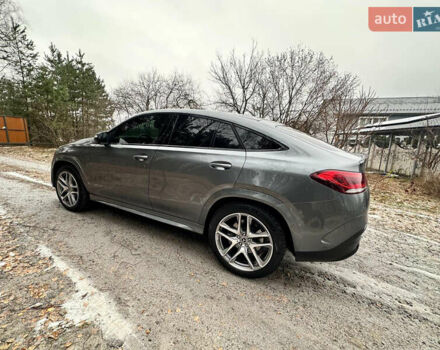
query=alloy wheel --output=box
[215,213,274,272]
[56,171,79,207]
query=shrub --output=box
[416,172,440,198]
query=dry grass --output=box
[0,146,56,163]
[416,172,440,198]
[367,173,440,215]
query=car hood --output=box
[68,137,94,146]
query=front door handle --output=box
[133,155,149,162]
[210,161,232,171]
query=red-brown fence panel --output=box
[0,116,30,145]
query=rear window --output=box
[235,127,282,150]
[213,123,241,149]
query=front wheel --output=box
[208,203,287,278]
[55,165,89,212]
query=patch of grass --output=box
[0,146,56,163]
[367,173,440,215]
[416,172,440,198]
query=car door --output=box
[149,114,246,222]
[82,113,174,208]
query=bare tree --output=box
[318,77,375,146]
[421,127,440,173]
[209,42,263,114]
[256,48,340,133]
[113,70,201,119]
[209,43,374,140]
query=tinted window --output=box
[112,114,174,145]
[169,115,217,147]
[236,127,282,150]
[213,123,241,149]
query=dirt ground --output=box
[0,146,439,349]
[0,213,120,350]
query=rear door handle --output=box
[133,155,149,162]
[210,161,232,171]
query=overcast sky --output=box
[17,0,440,98]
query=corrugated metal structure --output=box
[358,97,440,128]
[356,113,440,177]
[359,113,440,134]
[363,97,440,116]
[0,116,30,145]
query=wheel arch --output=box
[51,159,87,190]
[203,196,295,253]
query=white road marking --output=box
[2,183,142,347]
[1,171,52,188]
[37,245,143,349]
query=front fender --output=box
[51,155,90,192]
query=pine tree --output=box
[0,3,113,146]
[0,19,37,86]
[0,18,37,116]
[30,44,114,145]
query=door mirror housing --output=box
[94,131,110,145]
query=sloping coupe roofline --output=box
[133,108,266,126]
[119,108,291,145]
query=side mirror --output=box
[94,131,109,145]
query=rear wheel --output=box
[55,165,89,212]
[208,203,286,278]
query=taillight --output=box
[310,170,367,194]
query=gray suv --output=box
[51,109,369,277]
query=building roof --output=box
[363,97,440,115]
[359,113,440,134]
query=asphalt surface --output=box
[0,156,439,349]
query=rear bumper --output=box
[294,228,364,262]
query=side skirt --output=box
[89,194,204,234]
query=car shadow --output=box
[74,201,333,290]
[86,201,208,247]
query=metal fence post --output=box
[3,116,10,143]
[411,132,423,178]
[378,145,384,172]
[366,134,373,170]
[370,135,376,169]
[384,134,393,173]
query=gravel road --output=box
[0,155,439,349]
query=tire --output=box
[208,203,287,278]
[55,165,89,212]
